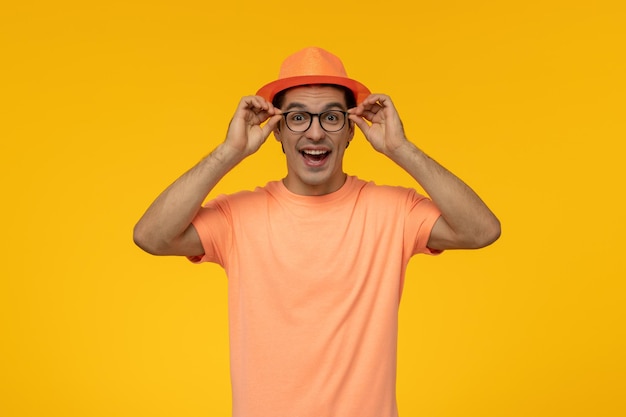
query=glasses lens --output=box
[320,111,345,132]
[285,112,311,132]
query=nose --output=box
[305,115,326,141]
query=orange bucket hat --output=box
[256,47,371,105]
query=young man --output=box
[134,47,500,417]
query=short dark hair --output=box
[272,84,356,110]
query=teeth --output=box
[302,150,328,155]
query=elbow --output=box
[474,216,501,249]
[456,216,501,250]
[133,222,165,255]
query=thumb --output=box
[348,114,370,135]
[261,114,283,138]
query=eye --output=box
[322,111,342,124]
[288,112,309,124]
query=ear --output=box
[273,124,282,142]
[346,119,355,146]
[272,124,286,153]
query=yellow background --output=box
[2,0,625,416]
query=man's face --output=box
[274,85,354,196]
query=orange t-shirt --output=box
[190,176,442,417]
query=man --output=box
[134,47,500,417]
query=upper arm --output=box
[426,216,461,251]
[427,215,501,251]
[133,222,205,257]
[169,223,205,257]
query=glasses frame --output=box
[281,110,349,133]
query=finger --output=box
[357,110,375,121]
[240,96,273,114]
[375,96,399,116]
[360,94,385,106]
[348,114,371,133]
[362,95,395,115]
[255,105,282,125]
[255,101,283,120]
[261,114,283,137]
[359,106,383,122]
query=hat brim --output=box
[256,75,371,106]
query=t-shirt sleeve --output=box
[404,189,443,256]
[186,196,232,266]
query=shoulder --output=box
[207,181,278,207]
[349,178,438,224]
[354,177,425,202]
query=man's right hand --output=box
[221,96,283,161]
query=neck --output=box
[282,173,348,196]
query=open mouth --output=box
[301,149,330,164]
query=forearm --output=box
[133,144,242,255]
[389,141,501,249]
[350,93,500,249]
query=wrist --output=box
[385,138,418,162]
[208,143,245,170]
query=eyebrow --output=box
[283,101,347,112]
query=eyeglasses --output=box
[282,110,348,133]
